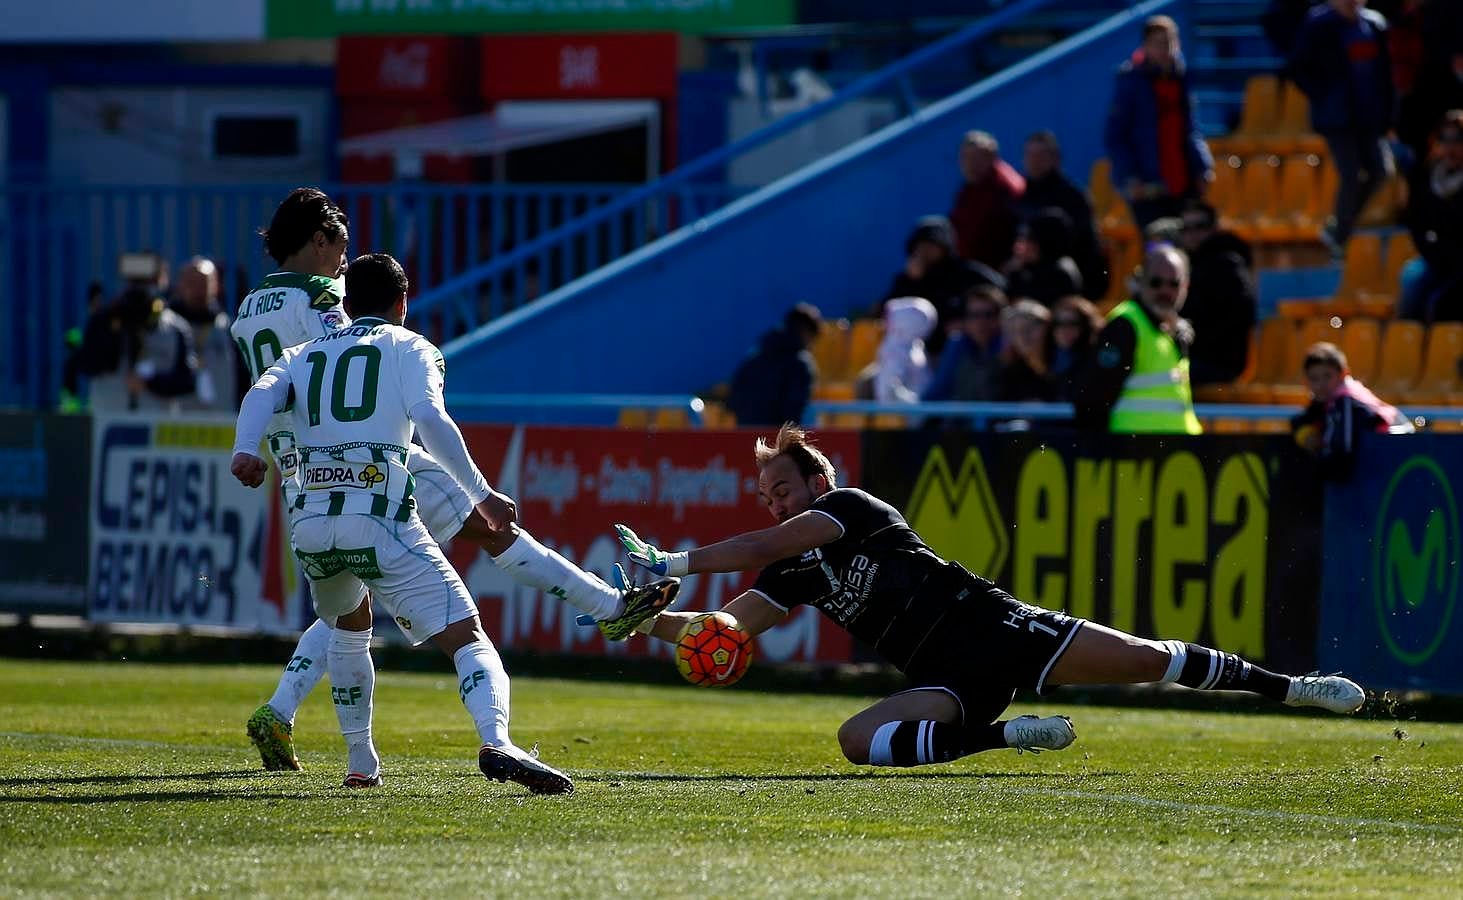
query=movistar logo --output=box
[1372,456,1459,666]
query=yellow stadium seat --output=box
[870,413,910,430]
[1358,174,1406,228]
[1371,320,1425,395]
[1232,157,1281,240]
[617,408,650,428]
[1271,82,1328,155]
[699,400,737,429]
[1373,232,1418,302]
[1223,75,1282,157]
[1089,158,1116,217]
[846,319,883,377]
[1334,233,1385,301]
[1405,323,1463,403]
[814,379,855,401]
[652,407,691,429]
[1229,317,1295,402]
[1267,155,1323,242]
[1338,317,1381,383]
[1209,155,1242,215]
[810,319,850,381]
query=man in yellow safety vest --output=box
[1076,245,1202,434]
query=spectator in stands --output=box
[1050,295,1104,402]
[923,286,1008,403]
[1292,341,1414,480]
[871,297,938,404]
[1179,201,1258,384]
[1104,15,1215,232]
[1074,246,1202,434]
[1290,0,1395,255]
[1400,110,1463,321]
[1018,130,1108,300]
[172,256,242,411]
[74,254,198,413]
[998,299,1056,402]
[949,130,1026,270]
[1265,0,1325,62]
[1004,208,1084,308]
[726,303,822,426]
[880,214,1004,356]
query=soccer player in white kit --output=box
[232,252,601,793]
[231,191,676,782]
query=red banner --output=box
[450,426,861,667]
[479,33,678,100]
[336,36,477,99]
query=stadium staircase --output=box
[431,0,1190,412]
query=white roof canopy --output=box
[340,100,659,159]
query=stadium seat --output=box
[1371,319,1424,395]
[1358,174,1406,228]
[1232,156,1281,241]
[1219,75,1281,157]
[652,407,691,429]
[1376,231,1418,302]
[1338,317,1381,382]
[618,407,651,428]
[846,319,883,377]
[1272,82,1327,156]
[814,380,855,401]
[1269,155,1323,242]
[1088,158,1116,218]
[811,319,850,380]
[1209,155,1242,216]
[1228,317,1294,403]
[1405,323,1463,403]
[699,400,737,428]
[1334,233,1385,301]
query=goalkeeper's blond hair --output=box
[753,423,837,487]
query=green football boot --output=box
[246,704,302,771]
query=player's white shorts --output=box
[291,511,476,646]
[406,445,473,543]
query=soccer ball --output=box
[674,612,753,687]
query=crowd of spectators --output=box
[63,253,246,415]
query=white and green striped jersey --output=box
[230,272,348,504]
[271,316,447,521]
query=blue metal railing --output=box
[2,181,637,409]
[409,0,1065,331]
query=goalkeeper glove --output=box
[614,523,689,578]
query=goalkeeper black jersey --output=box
[748,487,970,672]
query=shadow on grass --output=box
[577,770,1125,783]
[0,770,266,789]
[0,789,304,805]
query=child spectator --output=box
[872,296,938,403]
[1292,341,1415,481]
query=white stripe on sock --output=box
[1159,640,1186,684]
[868,722,899,766]
[1200,650,1221,690]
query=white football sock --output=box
[492,529,623,621]
[453,640,511,748]
[267,618,332,722]
[328,627,379,777]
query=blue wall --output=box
[1320,435,1463,694]
[443,0,1183,395]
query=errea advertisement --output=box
[88,415,285,632]
[861,432,1326,673]
[1320,435,1463,693]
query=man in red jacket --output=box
[949,130,1026,270]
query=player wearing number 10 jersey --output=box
[232,190,676,783]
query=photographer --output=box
[74,253,198,412]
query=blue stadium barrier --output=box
[1,182,635,410]
[440,0,1187,397]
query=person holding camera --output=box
[74,253,199,412]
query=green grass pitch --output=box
[2,658,1460,897]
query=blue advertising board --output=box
[1319,435,1463,693]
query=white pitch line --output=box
[1013,787,1460,835]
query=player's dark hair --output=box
[262,188,349,265]
[754,424,837,487]
[1303,342,1348,373]
[344,253,409,319]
